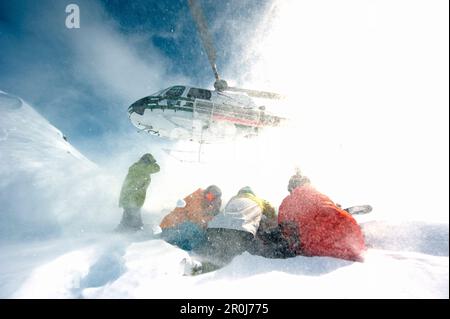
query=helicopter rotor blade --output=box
[226,86,284,100]
[187,0,220,81]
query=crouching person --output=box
[202,187,276,266]
[278,171,366,262]
[159,185,222,251]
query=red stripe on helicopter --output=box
[212,115,263,127]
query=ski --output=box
[344,205,372,215]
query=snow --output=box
[5,229,448,299]
[0,91,448,299]
[0,91,121,240]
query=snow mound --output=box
[9,217,449,299]
[9,234,448,299]
[362,221,449,257]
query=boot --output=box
[115,207,143,232]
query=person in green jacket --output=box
[116,153,160,232]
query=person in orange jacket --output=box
[278,170,366,262]
[159,185,222,250]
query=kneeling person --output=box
[160,185,222,250]
[279,171,366,261]
[204,187,275,265]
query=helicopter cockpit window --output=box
[150,89,166,97]
[164,86,185,98]
[187,88,212,100]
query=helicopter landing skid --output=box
[162,145,206,163]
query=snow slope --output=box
[0,91,121,240]
[0,91,448,299]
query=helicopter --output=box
[127,0,285,144]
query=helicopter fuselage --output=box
[128,85,284,143]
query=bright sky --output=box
[240,0,449,222]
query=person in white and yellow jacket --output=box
[201,186,276,265]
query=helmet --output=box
[204,185,222,202]
[140,153,156,164]
[238,186,254,196]
[288,173,310,193]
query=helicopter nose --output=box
[129,101,146,115]
[128,96,153,115]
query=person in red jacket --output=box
[278,171,366,262]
